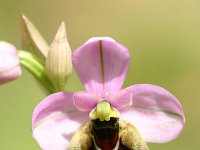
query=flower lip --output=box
[92,117,120,150]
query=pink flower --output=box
[32,37,185,150]
[0,41,21,84]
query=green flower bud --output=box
[20,14,49,64]
[46,22,72,91]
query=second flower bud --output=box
[46,22,72,91]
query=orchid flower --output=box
[0,41,21,84]
[32,37,185,150]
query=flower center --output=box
[70,100,148,150]
[89,100,120,121]
[89,100,120,149]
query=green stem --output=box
[18,50,55,94]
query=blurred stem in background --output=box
[18,50,55,94]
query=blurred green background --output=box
[0,0,200,149]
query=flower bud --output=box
[0,41,21,84]
[20,14,49,64]
[46,22,72,91]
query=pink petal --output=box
[0,41,21,84]
[72,37,130,97]
[106,89,132,110]
[73,91,100,111]
[32,92,89,150]
[120,84,185,143]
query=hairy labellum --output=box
[92,118,119,150]
[69,119,148,150]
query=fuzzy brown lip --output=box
[92,117,119,150]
